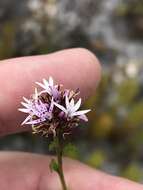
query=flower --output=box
[18,77,91,137]
[54,95,90,121]
[36,77,60,99]
[18,91,54,125]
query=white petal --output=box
[18,108,30,113]
[72,98,81,112]
[36,82,46,89]
[54,102,67,113]
[21,102,30,108]
[78,114,88,122]
[23,97,30,103]
[71,109,91,116]
[43,79,49,87]
[49,97,54,113]
[70,99,75,107]
[33,88,39,99]
[49,76,54,86]
[22,115,31,125]
[65,95,70,110]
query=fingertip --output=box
[38,47,102,99]
[79,48,102,94]
[68,48,102,97]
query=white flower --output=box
[36,77,54,94]
[36,77,60,99]
[54,95,90,121]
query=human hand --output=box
[0,48,142,190]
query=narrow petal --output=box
[23,97,30,103]
[36,82,46,89]
[70,99,75,107]
[33,88,39,100]
[18,108,30,113]
[21,102,30,109]
[71,109,91,116]
[65,95,70,110]
[41,80,52,95]
[21,115,32,125]
[72,98,81,112]
[43,79,49,88]
[78,114,88,122]
[54,102,67,113]
[49,98,54,113]
[49,76,54,86]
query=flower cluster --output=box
[19,77,91,137]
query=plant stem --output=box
[56,130,68,190]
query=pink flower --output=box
[18,77,91,137]
[18,93,54,125]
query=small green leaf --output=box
[49,159,59,173]
[121,163,143,182]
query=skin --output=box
[0,48,142,190]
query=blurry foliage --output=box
[117,79,139,105]
[117,0,143,16]
[80,56,142,176]
[128,102,143,126]
[121,163,143,182]
[84,62,143,181]
[115,0,143,39]
[87,66,143,141]
[0,22,16,59]
[86,150,106,169]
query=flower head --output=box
[54,95,90,121]
[19,77,91,137]
[19,93,54,126]
[36,77,60,99]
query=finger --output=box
[0,48,101,135]
[0,152,142,190]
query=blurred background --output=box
[0,0,143,183]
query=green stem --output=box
[56,130,68,190]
